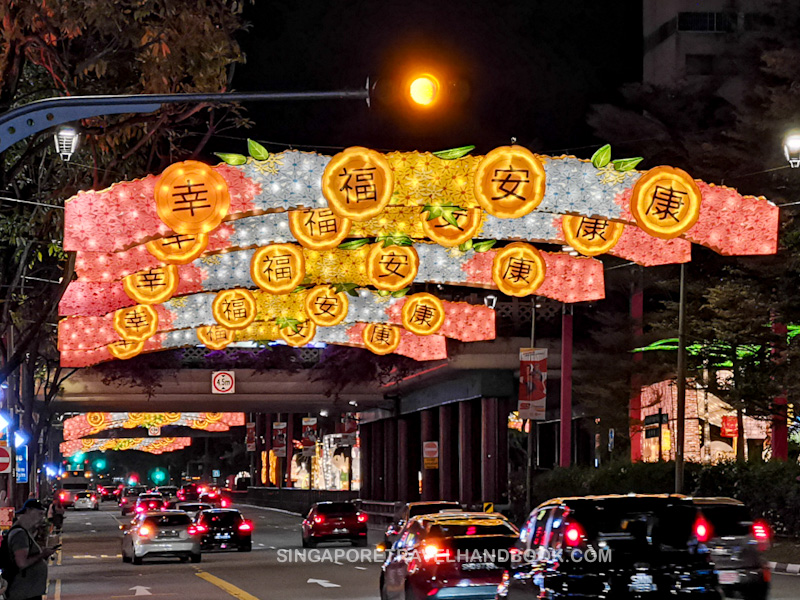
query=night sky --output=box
[214,1,642,158]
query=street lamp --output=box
[783,130,800,167]
[408,74,440,107]
[54,125,80,161]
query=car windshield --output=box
[62,483,89,490]
[144,514,191,527]
[76,492,93,499]
[201,512,241,526]
[428,520,517,537]
[317,503,357,515]
[697,504,751,537]
[180,503,210,512]
[139,494,162,501]
[408,503,461,518]
[125,488,146,496]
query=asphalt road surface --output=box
[41,502,799,599]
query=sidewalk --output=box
[764,539,800,574]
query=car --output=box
[692,497,771,600]
[133,493,167,515]
[56,482,91,508]
[302,501,368,547]
[121,510,202,564]
[73,490,100,511]
[177,483,201,502]
[194,508,253,552]
[175,502,214,520]
[497,494,722,600]
[96,485,115,502]
[380,511,519,600]
[156,485,178,500]
[199,491,232,508]
[380,501,462,551]
[119,486,148,515]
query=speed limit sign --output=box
[212,371,235,394]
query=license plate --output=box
[159,533,178,539]
[215,533,231,540]
[333,528,349,534]
[718,571,740,585]
[462,562,497,571]
[629,573,656,593]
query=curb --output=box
[235,502,303,517]
[766,561,800,574]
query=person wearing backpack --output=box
[3,499,58,600]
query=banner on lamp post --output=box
[246,422,256,452]
[519,348,547,420]
[721,415,738,438]
[272,422,287,457]
[301,417,317,457]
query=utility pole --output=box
[675,264,687,494]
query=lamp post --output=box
[675,263,687,494]
[783,130,800,168]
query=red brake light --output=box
[694,516,713,543]
[138,525,152,537]
[313,515,325,524]
[135,506,144,513]
[59,492,67,500]
[564,522,585,546]
[188,524,207,535]
[752,520,771,541]
[465,526,477,535]
[238,521,253,532]
[221,499,229,507]
[357,512,368,523]
[121,498,128,504]
[91,495,97,501]
[422,544,452,563]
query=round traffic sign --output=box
[212,371,235,394]
[0,446,11,474]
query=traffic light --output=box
[93,458,107,471]
[150,468,167,484]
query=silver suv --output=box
[121,510,202,564]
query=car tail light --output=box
[138,526,153,537]
[357,512,368,523]
[59,492,67,500]
[426,590,438,597]
[135,506,144,513]
[238,521,253,532]
[422,544,451,563]
[509,547,523,560]
[188,524,207,535]
[121,498,128,505]
[91,495,97,502]
[564,521,585,547]
[694,516,713,543]
[313,515,325,525]
[221,498,229,508]
[752,520,771,541]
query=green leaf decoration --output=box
[432,145,476,160]
[458,240,474,252]
[378,233,413,248]
[612,157,643,172]
[213,153,247,166]
[473,240,497,253]
[421,205,444,221]
[333,283,359,294]
[276,317,301,334]
[591,144,611,169]
[392,288,409,298]
[378,290,393,297]
[247,138,270,160]
[291,285,310,294]
[338,238,371,250]
[347,289,360,297]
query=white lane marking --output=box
[130,586,152,596]
[307,579,340,588]
[355,566,367,570]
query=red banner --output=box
[721,415,738,438]
[519,348,547,420]
[301,417,317,457]
[272,422,287,457]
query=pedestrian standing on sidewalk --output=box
[5,499,58,600]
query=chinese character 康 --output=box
[647,185,687,222]
[577,217,609,241]
[503,257,534,283]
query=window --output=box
[317,502,357,515]
[685,54,715,76]
[678,12,737,32]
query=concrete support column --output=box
[421,409,438,501]
[384,419,398,500]
[439,404,456,500]
[497,398,510,504]
[373,421,387,499]
[459,401,475,506]
[560,306,573,467]
[360,422,371,498]
[481,397,499,504]
[397,417,410,501]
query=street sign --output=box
[423,441,439,469]
[519,348,547,420]
[212,469,221,478]
[643,413,669,426]
[483,502,494,513]
[211,371,235,394]
[0,446,11,474]
[608,428,615,452]
[246,422,256,452]
[16,446,27,483]
[0,506,13,530]
[645,428,661,439]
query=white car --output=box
[73,491,99,511]
[121,510,201,564]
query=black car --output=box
[119,486,148,515]
[380,500,462,551]
[692,497,771,600]
[497,494,722,599]
[177,483,201,502]
[195,508,253,552]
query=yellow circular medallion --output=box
[154,160,230,235]
[146,233,209,264]
[363,323,401,355]
[250,244,306,295]
[288,208,352,250]
[562,215,624,256]
[304,286,349,327]
[473,146,546,219]
[321,147,394,221]
[629,166,702,239]
[197,324,235,350]
[108,339,145,360]
[492,243,546,297]
[113,304,159,342]
[212,289,257,330]
[279,320,317,347]
[401,293,446,336]
[122,265,179,304]
[366,244,419,291]
[420,207,483,247]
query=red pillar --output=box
[560,306,573,468]
[481,397,498,503]
[459,401,475,506]
[630,270,644,462]
[439,405,456,500]
[384,419,398,499]
[772,397,789,461]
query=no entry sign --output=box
[0,446,11,474]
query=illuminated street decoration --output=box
[212,288,256,329]
[401,293,445,336]
[289,208,352,250]
[113,305,158,342]
[492,243,546,297]
[420,206,483,247]
[146,233,209,264]
[363,323,401,355]
[60,437,192,457]
[279,320,316,347]
[63,412,245,441]
[107,339,144,360]
[250,243,305,294]
[630,166,702,239]
[154,160,230,234]
[122,265,179,304]
[196,324,235,350]
[305,286,349,327]
[321,147,394,221]
[561,215,624,256]
[473,146,546,218]
[366,244,419,291]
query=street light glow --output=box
[784,130,800,167]
[409,74,439,107]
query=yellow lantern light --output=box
[630,166,702,239]
[108,339,145,360]
[363,323,401,355]
[197,325,235,350]
[250,244,306,295]
[146,233,209,264]
[474,146,546,219]
[288,208,352,250]
[122,265,179,304]
[304,286,349,327]
[366,244,419,291]
[212,288,257,330]
[562,215,624,256]
[492,242,546,297]
[154,160,230,235]
[420,207,483,247]
[401,293,446,336]
[279,320,316,347]
[321,147,394,221]
[409,74,440,107]
[113,304,158,342]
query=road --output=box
[43,502,799,599]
